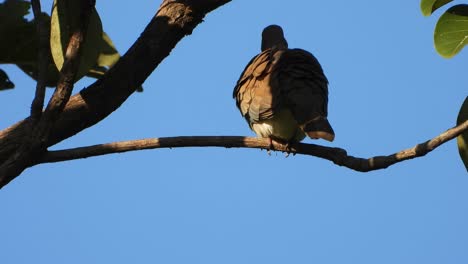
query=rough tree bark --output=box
[0,0,466,189]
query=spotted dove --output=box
[233,25,335,143]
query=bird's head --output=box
[261,25,288,51]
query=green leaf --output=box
[50,0,103,81]
[0,68,14,90]
[434,5,468,58]
[97,32,120,68]
[420,0,453,16]
[0,0,59,87]
[1,1,124,89]
[17,62,60,87]
[0,0,36,64]
[0,0,30,22]
[457,97,468,172]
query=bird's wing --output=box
[233,48,283,125]
[272,48,329,125]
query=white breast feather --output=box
[250,109,306,142]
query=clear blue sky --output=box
[1,0,467,263]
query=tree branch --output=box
[40,120,468,172]
[30,0,49,121]
[38,0,95,137]
[0,0,95,187]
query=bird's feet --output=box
[266,137,295,157]
[284,141,293,157]
[267,137,274,155]
[262,136,296,157]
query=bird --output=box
[233,25,335,146]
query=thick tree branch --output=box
[41,121,468,172]
[0,0,231,162]
[30,0,49,121]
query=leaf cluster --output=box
[0,0,137,91]
[421,0,468,58]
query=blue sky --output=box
[1,0,467,263]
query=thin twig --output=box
[30,0,49,121]
[41,121,468,172]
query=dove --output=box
[233,25,335,145]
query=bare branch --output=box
[30,0,49,121]
[41,121,468,172]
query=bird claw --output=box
[264,138,294,157]
[267,137,274,155]
[284,142,293,157]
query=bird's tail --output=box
[302,117,335,142]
